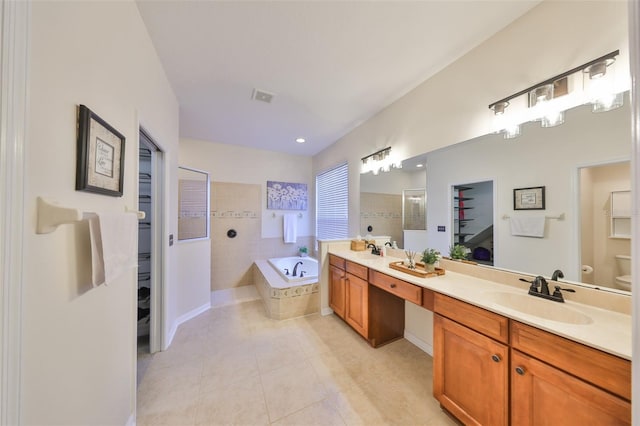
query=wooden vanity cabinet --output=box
[511,321,631,425]
[329,264,346,319]
[344,271,369,338]
[328,255,347,319]
[511,350,630,426]
[327,255,408,347]
[433,294,631,425]
[434,294,509,426]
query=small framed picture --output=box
[76,105,125,197]
[514,186,545,210]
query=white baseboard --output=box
[321,307,334,316]
[166,302,211,348]
[404,330,433,356]
[126,413,136,426]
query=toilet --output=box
[615,254,631,291]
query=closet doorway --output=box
[138,129,165,356]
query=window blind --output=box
[316,162,349,240]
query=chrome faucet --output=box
[292,261,303,277]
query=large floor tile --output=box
[195,374,270,426]
[271,398,346,426]
[260,359,328,422]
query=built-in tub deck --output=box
[253,258,319,320]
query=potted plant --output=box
[449,244,470,261]
[298,246,308,257]
[421,248,441,272]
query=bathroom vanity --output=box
[326,249,631,425]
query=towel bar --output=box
[501,213,564,220]
[271,212,303,218]
[36,197,146,234]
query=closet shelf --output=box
[36,197,145,234]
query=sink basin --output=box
[487,292,593,325]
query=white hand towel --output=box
[89,212,138,286]
[510,216,545,238]
[283,213,297,244]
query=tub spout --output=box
[292,261,303,277]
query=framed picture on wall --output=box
[513,186,545,210]
[76,104,125,197]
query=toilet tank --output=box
[615,254,631,275]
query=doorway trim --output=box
[0,1,29,423]
[139,127,167,353]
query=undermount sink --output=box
[487,292,593,325]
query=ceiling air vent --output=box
[251,88,275,104]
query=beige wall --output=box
[180,139,316,290]
[23,1,180,424]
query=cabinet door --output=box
[511,350,630,426]
[434,314,508,426]
[329,265,346,319]
[345,273,369,338]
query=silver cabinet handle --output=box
[515,366,526,375]
[491,354,501,363]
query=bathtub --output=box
[267,256,319,283]
[254,256,319,320]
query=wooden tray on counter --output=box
[388,261,445,278]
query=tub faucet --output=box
[292,261,303,277]
[300,271,306,278]
[551,269,564,281]
[284,268,289,276]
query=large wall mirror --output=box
[178,166,210,241]
[360,93,631,293]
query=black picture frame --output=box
[513,186,545,210]
[76,104,125,197]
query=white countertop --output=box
[330,249,631,360]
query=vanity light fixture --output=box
[490,101,509,115]
[361,147,401,174]
[584,57,623,112]
[489,50,621,137]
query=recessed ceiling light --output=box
[295,138,306,144]
[416,164,424,168]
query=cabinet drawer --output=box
[369,270,422,305]
[329,254,345,269]
[346,260,368,281]
[422,288,435,311]
[434,293,509,344]
[511,321,631,401]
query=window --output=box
[316,162,349,240]
[178,166,210,240]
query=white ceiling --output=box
[136,1,540,156]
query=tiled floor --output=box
[136,299,457,426]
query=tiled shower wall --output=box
[211,182,315,291]
[360,192,403,248]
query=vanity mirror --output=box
[360,93,631,293]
